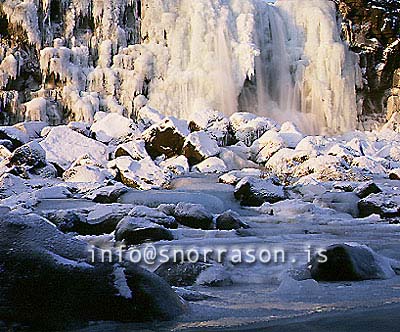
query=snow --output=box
[184,131,220,159]
[112,266,133,299]
[192,157,228,174]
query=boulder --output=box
[192,157,227,174]
[85,183,129,203]
[310,244,396,281]
[182,131,220,165]
[0,213,184,329]
[129,206,178,229]
[7,141,46,168]
[155,261,211,287]
[114,140,149,160]
[13,121,48,139]
[219,168,262,186]
[315,192,360,217]
[90,113,139,144]
[389,168,400,180]
[251,130,285,164]
[0,126,29,150]
[215,210,250,230]
[173,202,214,230]
[160,155,190,175]
[40,126,108,170]
[115,217,174,245]
[234,176,286,207]
[108,156,170,190]
[142,117,189,159]
[354,181,382,199]
[358,193,400,218]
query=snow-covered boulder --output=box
[183,131,220,165]
[219,168,262,186]
[278,122,304,148]
[310,244,396,281]
[351,156,387,175]
[114,140,149,160]
[293,155,349,181]
[389,168,400,180]
[192,157,227,174]
[160,155,190,176]
[0,213,184,328]
[0,126,29,150]
[90,112,139,144]
[14,121,48,139]
[327,143,360,164]
[67,121,91,136]
[358,193,400,218]
[8,141,46,168]
[84,183,128,203]
[234,176,286,207]
[266,148,311,179]
[129,206,178,229]
[108,156,170,190]
[250,129,285,164]
[173,202,214,230]
[219,147,258,171]
[136,105,165,130]
[354,181,382,199]
[315,192,360,217]
[230,113,277,146]
[63,164,112,183]
[40,126,108,170]
[215,210,249,230]
[142,117,189,159]
[0,173,30,198]
[115,216,174,245]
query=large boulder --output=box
[310,244,396,281]
[129,206,178,229]
[215,210,250,230]
[173,202,214,230]
[7,141,46,168]
[182,131,220,165]
[142,117,189,159]
[40,126,108,171]
[0,213,184,329]
[354,181,382,199]
[0,126,29,150]
[358,193,400,218]
[115,217,174,245]
[234,176,286,207]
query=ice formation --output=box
[0,0,361,134]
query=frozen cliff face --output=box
[1,0,362,134]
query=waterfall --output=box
[143,0,361,134]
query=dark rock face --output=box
[336,0,400,118]
[234,176,286,207]
[215,210,250,230]
[155,261,211,287]
[358,193,400,218]
[173,202,214,230]
[310,244,391,281]
[0,213,184,329]
[0,127,29,150]
[115,217,174,245]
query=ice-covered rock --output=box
[0,213,184,328]
[114,140,149,160]
[136,105,165,131]
[278,122,304,148]
[160,155,190,176]
[40,126,108,170]
[67,122,91,136]
[183,131,220,165]
[215,210,249,230]
[310,243,396,281]
[129,206,178,229]
[351,156,387,175]
[192,157,227,174]
[115,217,174,245]
[251,129,285,164]
[327,143,360,164]
[219,168,263,186]
[294,155,349,181]
[85,183,129,203]
[90,113,139,144]
[7,141,46,169]
[219,147,258,171]
[266,148,311,179]
[234,176,286,207]
[142,117,190,159]
[108,156,170,190]
[359,193,400,218]
[63,155,113,183]
[354,181,382,199]
[0,126,29,150]
[14,121,48,139]
[173,202,214,230]
[0,173,30,198]
[315,192,360,217]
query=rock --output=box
[85,183,129,203]
[192,157,227,174]
[196,265,233,287]
[172,287,214,302]
[310,243,396,281]
[234,176,286,207]
[219,146,258,171]
[90,113,139,143]
[173,202,214,230]
[354,181,382,199]
[0,173,29,198]
[0,213,184,328]
[351,156,387,175]
[251,129,285,164]
[215,210,249,230]
[266,148,311,179]
[316,192,360,217]
[33,186,72,200]
[155,261,211,287]
[160,155,190,175]
[114,140,149,160]
[382,113,400,133]
[13,121,48,139]
[108,156,170,190]
[7,141,46,168]
[0,126,29,150]
[63,164,112,183]
[327,143,360,164]
[182,131,220,165]
[67,121,91,136]
[115,217,174,245]
[219,168,262,186]
[389,168,400,180]
[358,193,400,218]
[129,206,178,229]
[142,117,189,159]
[40,126,108,170]
[136,105,165,130]
[278,122,304,148]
